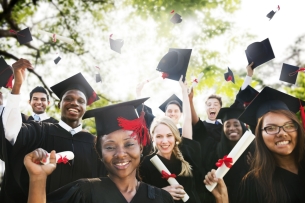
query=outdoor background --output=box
[1,0,305,135]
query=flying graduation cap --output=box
[10,27,33,45]
[95,66,102,83]
[0,57,13,89]
[109,34,124,54]
[279,63,305,85]
[224,67,235,83]
[54,52,61,65]
[170,10,182,24]
[156,48,192,82]
[245,38,275,69]
[266,5,280,20]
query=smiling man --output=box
[0,58,106,203]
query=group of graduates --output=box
[0,56,305,203]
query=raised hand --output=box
[246,62,254,77]
[204,169,229,203]
[11,58,33,94]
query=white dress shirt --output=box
[241,75,252,90]
[31,112,50,121]
[205,118,222,124]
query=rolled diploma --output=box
[150,155,190,202]
[206,131,255,192]
[146,74,160,82]
[190,73,204,89]
[36,29,74,44]
[42,151,74,165]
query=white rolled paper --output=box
[189,73,204,94]
[206,131,255,192]
[146,74,160,83]
[42,151,74,165]
[150,155,190,202]
[36,29,74,44]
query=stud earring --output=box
[176,141,179,145]
[140,154,143,157]
[101,158,104,162]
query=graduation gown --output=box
[237,166,305,203]
[202,120,222,142]
[47,177,175,203]
[140,138,202,203]
[1,121,107,203]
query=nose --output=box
[114,146,127,158]
[276,127,287,137]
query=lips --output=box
[275,140,290,146]
[68,108,79,114]
[113,161,131,169]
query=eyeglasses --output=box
[262,123,298,135]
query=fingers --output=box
[31,148,49,164]
[163,185,186,200]
[204,169,218,186]
[49,150,56,164]
[12,58,33,70]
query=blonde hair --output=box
[150,116,193,177]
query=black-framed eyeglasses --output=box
[262,122,298,135]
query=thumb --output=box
[49,150,57,165]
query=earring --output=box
[176,141,179,145]
[140,154,143,157]
[101,158,104,162]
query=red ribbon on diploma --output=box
[193,79,198,83]
[57,155,69,164]
[52,34,56,42]
[215,155,233,168]
[161,170,177,180]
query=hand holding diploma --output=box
[42,151,74,165]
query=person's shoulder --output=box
[140,182,174,203]
[141,153,155,165]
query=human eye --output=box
[284,123,296,130]
[265,126,277,133]
[105,145,115,150]
[125,142,135,148]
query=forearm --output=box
[241,75,252,90]
[28,178,47,203]
[190,99,199,125]
[182,89,192,139]
[215,194,229,203]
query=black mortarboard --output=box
[216,107,244,123]
[236,85,259,105]
[279,63,301,85]
[109,38,124,54]
[224,67,235,83]
[95,73,102,83]
[245,38,275,69]
[156,48,192,81]
[159,94,183,113]
[266,10,275,20]
[170,13,182,24]
[83,98,149,141]
[16,27,33,45]
[54,56,61,64]
[50,73,99,105]
[239,86,305,126]
[0,57,13,88]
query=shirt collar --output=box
[205,118,222,124]
[31,112,50,121]
[0,105,3,115]
[58,120,82,135]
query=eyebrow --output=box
[265,121,294,126]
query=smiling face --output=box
[59,90,86,123]
[153,123,176,159]
[205,98,221,121]
[223,119,243,142]
[101,129,142,179]
[262,112,298,157]
[29,92,50,114]
[165,104,182,124]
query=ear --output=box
[28,100,31,104]
[57,101,61,109]
[140,144,143,154]
[47,100,50,106]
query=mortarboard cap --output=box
[0,57,13,88]
[50,73,99,105]
[109,37,124,54]
[245,38,275,69]
[95,73,102,83]
[54,56,61,64]
[238,86,305,126]
[16,27,33,45]
[159,94,183,113]
[266,10,275,20]
[216,107,244,123]
[279,63,301,85]
[236,85,259,105]
[170,13,182,24]
[224,67,235,83]
[156,48,192,81]
[83,98,150,147]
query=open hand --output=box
[12,58,33,86]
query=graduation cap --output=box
[10,28,33,45]
[95,66,102,83]
[109,34,124,54]
[216,107,244,123]
[159,94,183,113]
[170,10,182,24]
[238,86,305,127]
[156,48,192,81]
[236,85,259,106]
[279,63,305,85]
[245,38,275,69]
[50,73,99,105]
[224,67,235,83]
[83,98,150,146]
[266,5,280,20]
[54,56,61,64]
[0,57,13,89]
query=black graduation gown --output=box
[1,121,107,203]
[140,138,202,203]
[202,120,222,142]
[47,177,175,203]
[237,167,305,203]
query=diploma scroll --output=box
[42,151,74,165]
[150,155,190,202]
[36,29,74,44]
[206,131,255,192]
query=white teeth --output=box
[116,162,129,166]
[69,109,78,113]
[276,141,289,146]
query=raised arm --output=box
[2,59,33,145]
[188,88,199,125]
[24,149,56,203]
[241,62,254,90]
[179,76,192,140]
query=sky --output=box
[2,0,305,121]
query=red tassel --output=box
[5,74,13,89]
[299,99,305,130]
[162,72,169,79]
[117,111,149,146]
[226,75,232,82]
[87,91,97,105]
[289,67,305,76]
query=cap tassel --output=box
[299,99,305,130]
[87,91,97,105]
[226,75,232,82]
[5,74,13,89]
[289,67,305,76]
[117,111,149,146]
[162,72,169,79]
